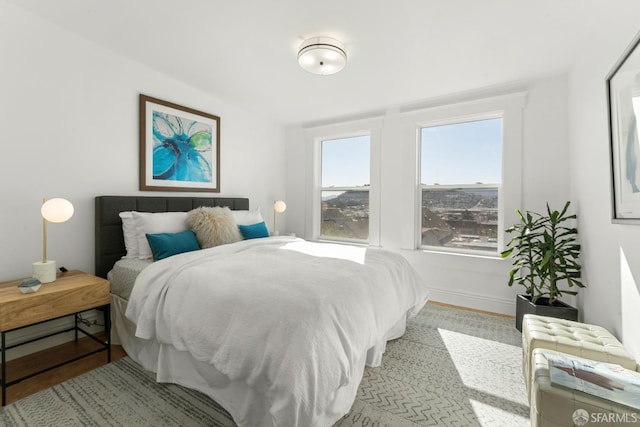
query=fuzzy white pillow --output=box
[187,206,242,248]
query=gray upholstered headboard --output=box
[95,195,250,279]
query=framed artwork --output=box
[607,30,640,223]
[140,94,220,192]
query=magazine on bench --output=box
[546,352,640,410]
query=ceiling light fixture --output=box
[297,36,347,76]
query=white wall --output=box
[0,1,285,284]
[286,74,571,316]
[569,27,640,360]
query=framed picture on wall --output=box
[139,94,220,192]
[607,30,640,223]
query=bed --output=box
[95,195,429,427]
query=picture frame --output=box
[140,94,220,192]
[607,31,640,223]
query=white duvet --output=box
[126,236,428,427]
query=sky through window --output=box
[421,118,502,185]
[322,135,370,187]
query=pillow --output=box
[132,211,189,259]
[231,207,264,226]
[187,206,243,248]
[146,230,200,261]
[119,211,138,258]
[238,221,270,240]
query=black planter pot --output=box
[515,294,579,332]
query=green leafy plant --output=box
[501,201,584,305]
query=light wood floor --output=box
[427,300,516,319]
[2,332,126,405]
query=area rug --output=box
[0,304,529,426]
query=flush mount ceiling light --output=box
[297,36,347,76]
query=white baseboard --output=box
[428,287,516,316]
[3,309,105,362]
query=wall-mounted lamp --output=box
[297,36,347,76]
[33,198,74,283]
[273,200,287,236]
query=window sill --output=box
[403,247,503,261]
[311,237,375,248]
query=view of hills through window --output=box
[319,118,501,248]
[421,187,499,251]
[421,117,502,252]
[321,135,370,241]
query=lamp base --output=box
[32,261,57,283]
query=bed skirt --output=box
[110,294,411,426]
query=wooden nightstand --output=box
[0,270,110,406]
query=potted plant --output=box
[501,201,584,331]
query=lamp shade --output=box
[41,198,74,223]
[274,200,287,214]
[297,36,347,76]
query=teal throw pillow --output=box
[238,221,270,240]
[146,229,200,261]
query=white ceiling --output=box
[9,0,640,126]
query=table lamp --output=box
[33,198,74,283]
[273,200,286,236]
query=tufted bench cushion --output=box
[522,314,637,400]
[530,349,640,427]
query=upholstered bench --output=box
[530,348,640,427]
[522,314,637,400]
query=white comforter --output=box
[126,236,428,427]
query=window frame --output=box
[402,92,526,256]
[318,132,372,244]
[305,118,383,246]
[417,113,503,256]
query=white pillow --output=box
[230,207,264,226]
[132,211,189,259]
[119,211,139,258]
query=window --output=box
[320,135,371,242]
[419,117,502,253]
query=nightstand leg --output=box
[2,332,6,406]
[105,305,111,362]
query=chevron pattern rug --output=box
[0,303,529,426]
[337,303,529,426]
